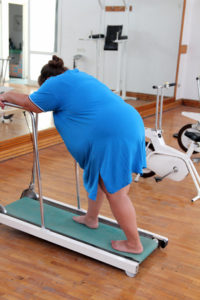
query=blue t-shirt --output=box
[29,69,146,200]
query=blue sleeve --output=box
[29,78,60,112]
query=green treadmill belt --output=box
[5,197,158,263]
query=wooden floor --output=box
[1,105,200,299]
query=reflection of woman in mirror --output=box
[0,55,146,254]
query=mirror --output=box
[60,0,185,106]
[0,0,185,144]
[127,0,184,102]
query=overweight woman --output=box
[0,55,146,254]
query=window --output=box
[29,0,58,82]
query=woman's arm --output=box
[0,91,42,113]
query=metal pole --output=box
[196,76,200,101]
[121,40,128,99]
[159,87,164,131]
[97,0,105,82]
[30,113,38,190]
[75,160,81,209]
[121,0,130,99]
[116,35,122,95]
[122,0,128,9]
[0,59,5,84]
[98,0,105,10]
[3,57,10,85]
[154,87,160,131]
[3,102,45,227]
[30,112,45,228]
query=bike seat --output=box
[185,131,200,142]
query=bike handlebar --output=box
[152,82,176,89]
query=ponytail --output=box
[38,55,68,86]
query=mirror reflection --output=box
[0,0,184,142]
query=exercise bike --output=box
[176,76,200,155]
[135,82,200,202]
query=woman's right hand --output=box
[0,93,5,109]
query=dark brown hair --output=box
[38,55,68,86]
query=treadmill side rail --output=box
[0,213,139,276]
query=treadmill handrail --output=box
[1,101,45,228]
[3,101,25,110]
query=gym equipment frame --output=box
[0,102,168,277]
[78,0,130,99]
[0,57,14,123]
[177,76,200,155]
[135,82,200,202]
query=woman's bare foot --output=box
[73,215,99,229]
[111,240,143,254]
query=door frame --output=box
[1,0,28,81]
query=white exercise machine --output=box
[78,0,131,99]
[176,76,200,155]
[0,102,168,277]
[135,82,200,202]
[0,57,14,123]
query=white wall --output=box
[60,0,100,75]
[0,0,9,60]
[177,0,200,100]
[127,0,183,96]
[59,0,183,97]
